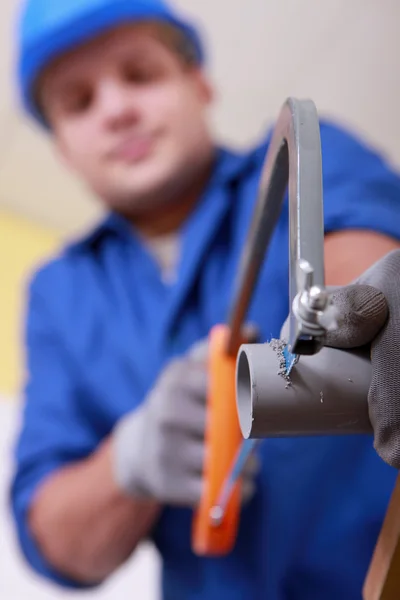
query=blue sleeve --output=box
[319,121,400,238]
[9,270,98,589]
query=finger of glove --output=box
[161,434,205,476]
[163,439,203,507]
[145,434,204,506]
[160,357,208,399]
[324,284,388,349]
[188,337,209,364]
[154,361,207,437]
[154,469,203,507]
[156,387,206,439]
[353,250,400,468]
[112,405,151,498]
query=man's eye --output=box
[123,64,159,84]
[64,91,93,114]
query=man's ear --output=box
[191,68,214,105]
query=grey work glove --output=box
[324,249,400,468]
[112,336,259,506]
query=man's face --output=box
[38,23,214,217]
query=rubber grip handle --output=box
[192,324,244,556]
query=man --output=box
[10,1,400,598]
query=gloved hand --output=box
[112,335,258,506]
[323,249,400,469]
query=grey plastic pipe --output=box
[236,342,372,439]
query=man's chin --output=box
[109,163,181,197]
[103,182,175,217]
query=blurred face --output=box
[38,23,214,218]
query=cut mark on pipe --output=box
[269,338,298,386]
[269,338,290,382]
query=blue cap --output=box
[16,0,205,126]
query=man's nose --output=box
[96,78,140,129]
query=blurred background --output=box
[1,0,400,598]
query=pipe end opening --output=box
[236,347,254,439]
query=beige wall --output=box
[0,211,59,396]
[0,1,399,234]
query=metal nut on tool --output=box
[293,287,338,334]
[308,285,329,310]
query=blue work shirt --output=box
[11,121,400,600]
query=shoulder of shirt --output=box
[26,244,81,299]
[25,215,114,297]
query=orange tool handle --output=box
[192,324,244,556]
